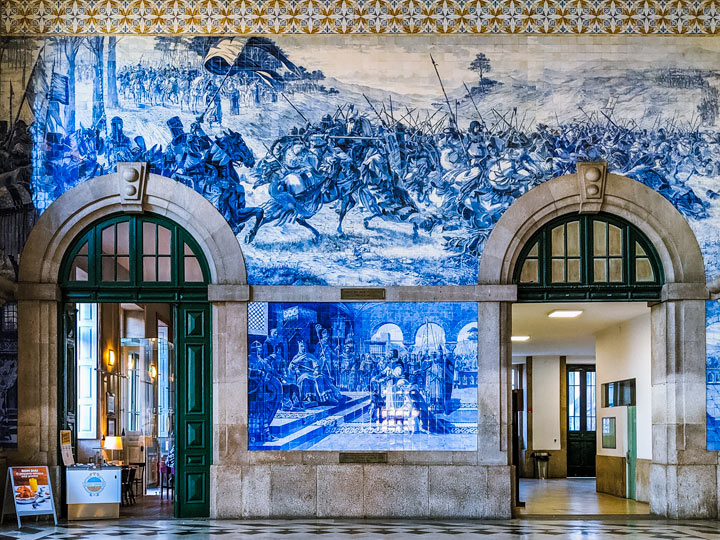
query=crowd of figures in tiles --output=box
[247,302,479,450]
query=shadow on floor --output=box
[119,493,174,520]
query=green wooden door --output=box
[59,214,212,518]
[567,366,597,477]
[626,406,637,499]
[175,303,212,517]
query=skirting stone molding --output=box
[211,464,511,518]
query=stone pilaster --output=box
[650,299,717,518]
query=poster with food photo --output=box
[9,467,55,516]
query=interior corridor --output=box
[517,478,651,516]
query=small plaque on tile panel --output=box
[340,288,386,300]
[339,453,388,464]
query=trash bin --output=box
[531,451,551,479]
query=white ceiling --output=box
[511,302,650,358]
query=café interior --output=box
[75,301,176,517]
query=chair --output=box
[131,462,145,496]
[120,468,129,506]
[121,467,136,506]
[159,461,175,500]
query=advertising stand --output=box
[1,467,58,528]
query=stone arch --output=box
[19,167,247,286]
[475,165,714,518]
[413,321,446,350]
[370,322,405,342]
[478,171,706,286]
[16,165,248,500]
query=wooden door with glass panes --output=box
[567,365,596,477]
[59,214,211,517]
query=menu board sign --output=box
[1,467,58,528]
[60,430,75,466]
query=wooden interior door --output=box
[567,365,596,477]
[175,303,212,517]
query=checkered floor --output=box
[3,519,720,539]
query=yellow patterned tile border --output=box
[2,0,720,35]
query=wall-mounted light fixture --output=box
[511,335,530,342]
[149,364,157,379]
[107,349,116,368]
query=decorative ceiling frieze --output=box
[1,0,719,35]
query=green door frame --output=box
[626,405,637,500]
[58,213,213,518]
[566,365,597,477]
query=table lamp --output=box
[104,436,123,465]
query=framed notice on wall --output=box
[1,466,58,528]
[602,417,617,449]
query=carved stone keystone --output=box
[576,161,608,213]
[117,162,149,213]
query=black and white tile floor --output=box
[2,519,720,539]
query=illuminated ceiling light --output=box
[511,336,530,342]
[548,310,583,318]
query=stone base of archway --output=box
[210,463,511,518]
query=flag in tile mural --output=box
[203,37,300,88]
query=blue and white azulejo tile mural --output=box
[3,35,720,450]
[4,36,720,287]
[247,302,478,450]
[707,301,720,450]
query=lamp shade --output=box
[104,436,123,451]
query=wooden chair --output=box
[121,467,136,506]
[131,462,145,496]
[159,460,174,500]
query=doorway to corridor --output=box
[510,213,662,516]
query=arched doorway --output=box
[477,164,713,518]
[511,212,664,511]
[17,164,248,519]
[369,323,405,354]
[58,213,211,518]
[414,322,446,353]
[455,322,478,356]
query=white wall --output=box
[532,356,561,450]
[595,312,652,460]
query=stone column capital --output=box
[208,284,250,302]
[661,282,708,301]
